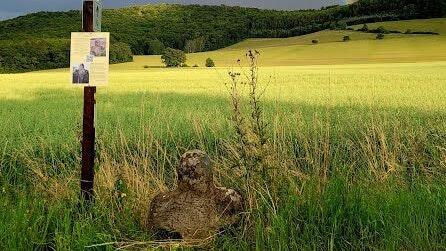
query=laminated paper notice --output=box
[70,32,109,86]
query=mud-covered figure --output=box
[148,150,243,240]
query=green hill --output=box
[1,1,445,54]
[120,18,446,68]
[350,18,446,34]
[0,0,445,73]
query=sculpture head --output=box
[177,150,213,193]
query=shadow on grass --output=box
[1,88,446,250]
[1,88,445,181]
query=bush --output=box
[375,26,390,34]
[405,29,412,34]
[358,24,369,32]
[312,40,319,44]
[343,35,351,42]
[161,48,186,67]
[205,58,215,67]
[193,64,199,67]
[376,33,385,40]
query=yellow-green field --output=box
[1,18,446,250]
[3,62,446,110]
[123,18,446,68]
[350,18,446,34]
[2,61,445,150]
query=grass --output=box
[124,18,446,68]
[1,18,446,250]
[350,18,446,35]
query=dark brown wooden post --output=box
[81,0,96,201]
[83,0,94,32]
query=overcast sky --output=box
[0,0,345,20]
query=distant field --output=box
[350,18,446,35]
[123,18,446,68]
[2,61,446,176]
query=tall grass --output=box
[1,111,446,249]
[1,60,446,249]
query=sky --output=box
[0,0,345,20]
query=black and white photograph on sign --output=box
[72,63,90,84]
[90,38,106,57]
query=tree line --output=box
[0,39,132,73]
[0,0,444,73]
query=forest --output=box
[0,0,445,73]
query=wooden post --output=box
[83,0,94,32]
[81,0,97,201]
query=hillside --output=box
[119,18,446,68]
[0,1,445,54]
[350,18,446,34]
[0,0,445,73]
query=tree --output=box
[147,39,165,55]
[110,42,134,64]
[205,58,215,67]
[358,24,369,32]
[376,26,390,34]
[184,37,207,53]
[336,21,348,30]
[2,1,446,73]
[161,48,186,67]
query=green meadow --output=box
[127,18,446,67]
[1,19,446,250]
